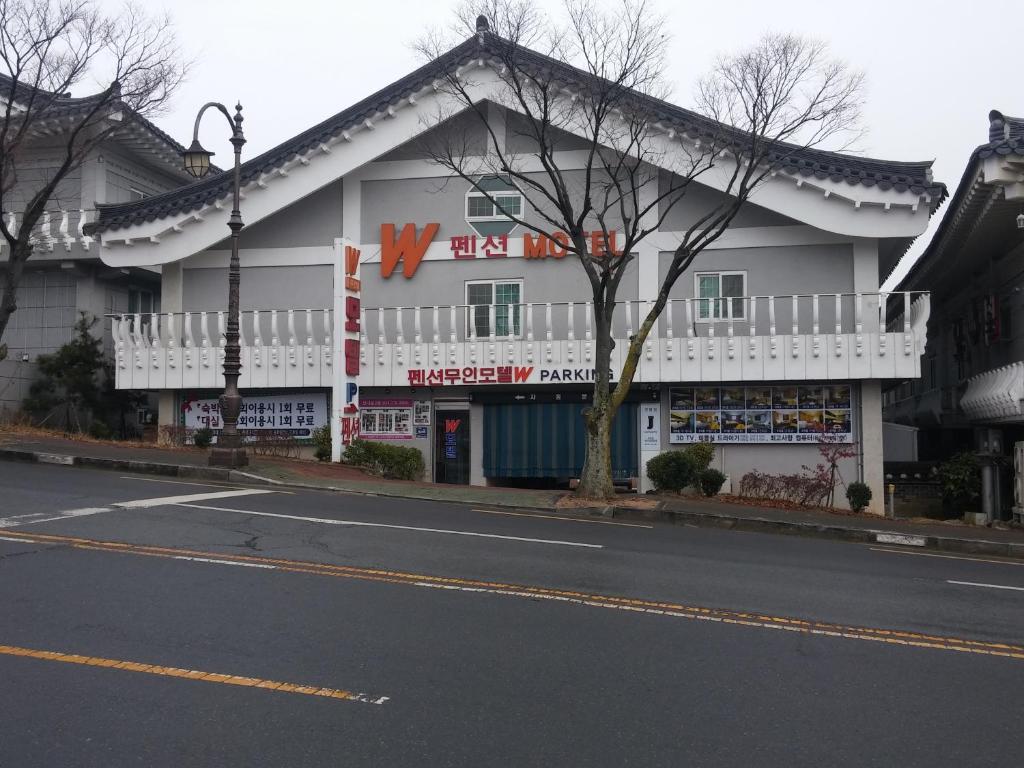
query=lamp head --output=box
[182,139,214,179]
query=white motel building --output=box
[90,26,943,512]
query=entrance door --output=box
[435,410,471,484]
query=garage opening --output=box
[483,402,637,487]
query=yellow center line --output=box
[0,644,388,705]
[473,508,653,528]
[3,529,1024,662]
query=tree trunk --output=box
[578,382,617,499]
[576,320,617,500]
[0,241,30,356]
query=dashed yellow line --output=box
[0,644,388,705]
[3,528,1024,662]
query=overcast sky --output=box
[102,0,1019,287]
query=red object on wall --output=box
[345,339,360,376]
[345,296,361,333]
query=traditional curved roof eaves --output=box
[1,72,193,173]
[894,111,1024,291]
[91,31,946,234]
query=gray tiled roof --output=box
[92,30,946,234]
[0,73,188,156]
[895,110,1024,290]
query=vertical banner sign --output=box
[331,239,362,460]
[639,402,661,451]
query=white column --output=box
[852,238,884,514]
[161,262,184,314]
[331,173,363,461]
[860,380,885,515]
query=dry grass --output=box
[556,494,658,510]
[0,423,193,452]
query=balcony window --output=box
[128,289,154,314]
[695,271,746,320]
[466,279,522,338]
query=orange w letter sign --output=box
[380,223,440,278]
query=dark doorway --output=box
[435,410,471,484]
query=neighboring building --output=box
[0,74,195,417]
[91,24,942,513]
[884,110,1024,521]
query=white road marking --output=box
[116,475,293,493]
[117,476,242,489]
[171,555,277,569]
[0,507,111,529]
[0,489,274,529]
[176,503,604,548]
[870,547,1024,567]
[875,533,927,547]
[947,580,1024,592]
[474,508,653,528]
[112,488,274,509]
[0,535,37,543]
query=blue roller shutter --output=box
[483,403,637,480]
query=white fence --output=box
[109,291,930,390]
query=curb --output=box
[606,503,1024,560]
[0,446,263,485]
[3,446,1021,560]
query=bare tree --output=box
[418,0,863,499]
[0,0,188,357]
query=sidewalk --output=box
[2,428,1022,559]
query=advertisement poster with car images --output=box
[359,397,414,440]
[669,385,852,443]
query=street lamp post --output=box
[182,102,248,467]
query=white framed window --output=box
[466,190,523,221]
[694,271,746,320]
[466,279,523,338]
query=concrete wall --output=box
[100,148,184,204]
[377,109,488,162]
[658,171,797,230]
[657,243,857,334]
[181,264,332,312]
[0,265,149,415]
[359,249,638,341]
[208,180,344,251]
[504,111,592,153]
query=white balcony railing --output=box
[0,209,96,254]
[108,291,930,390]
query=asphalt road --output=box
[1,462,1022,767]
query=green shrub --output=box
[938,452,980,512]
[685,442,715,473]
[846,481,872,513]
[698,468,726,497]
[311,425,332,462]
[343,438,424,480]
[193,427,213,448]
[87,420,112,440]
[646,450,696,493]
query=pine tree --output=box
[23,312,105,433]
